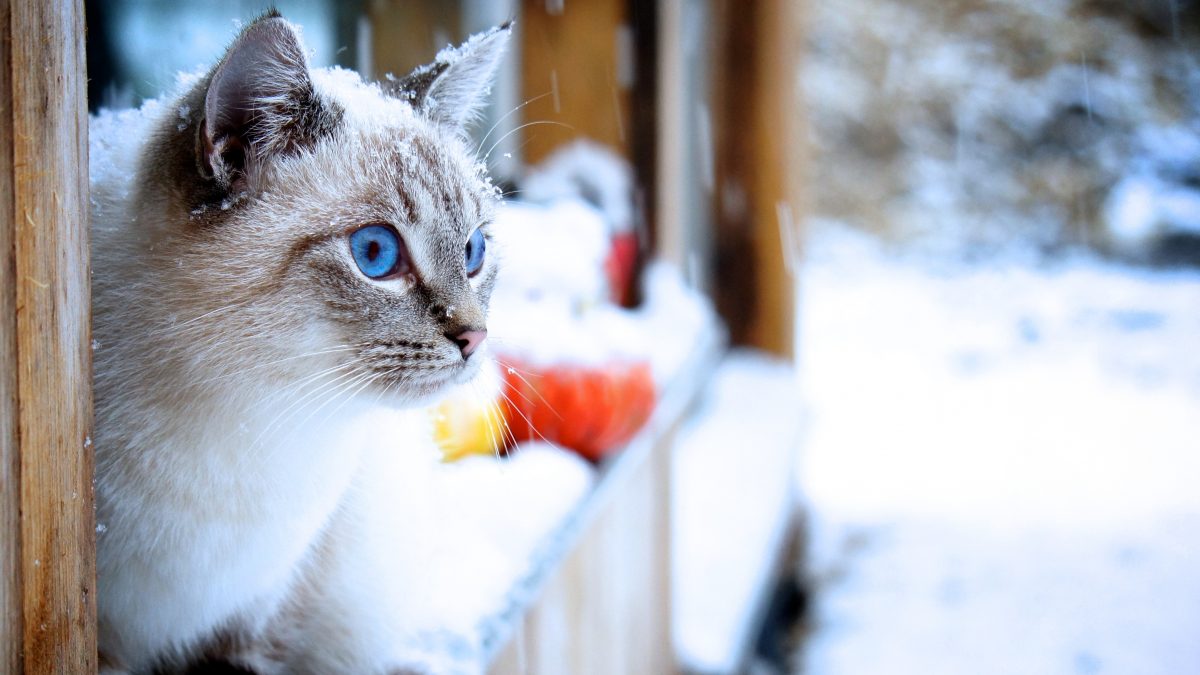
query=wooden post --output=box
[0,0,96,672]
[518,0,632,165]
[712,0,803,358]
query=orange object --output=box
[498,355,656,462]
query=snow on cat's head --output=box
[101,12,512,407]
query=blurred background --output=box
[87,0,1200,673]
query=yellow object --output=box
[430,359,508,462]
[431,396,508,461]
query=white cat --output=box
[91,12,509,673]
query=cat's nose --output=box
[448,329,487,358]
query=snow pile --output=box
[334,408,597,673]
[1105,125,1200,257]
[490,199,715,384]
[522,140,635,235]
[90,103,162,195]
[673,350,802,673]
[410,441,596,643]
[798,225,1200,674]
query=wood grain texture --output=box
[0,0,21,671]
[519,0,631,165]
[1,0,96,672]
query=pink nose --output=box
[449,329,487,358]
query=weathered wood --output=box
[0,0,96,672]
[0,0,20,670]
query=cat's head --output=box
[135,12,511,406]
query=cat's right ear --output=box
[386,22,512,137]
[200,13,338,195]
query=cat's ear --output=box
[387,22,512,136]
[200,12,339,194]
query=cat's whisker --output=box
[194,345,365,386]
[249,365,365,453]
[369,368,401,408]
[482,353,547,412]
[492,385,555,447]
[257,369,377,462]
[487,135,538,175]
[468,379,504,460]
[259,358,363,405]
[496,360,563,421]
[474,91,554,158]
[485,383,513,458]
[312,371,383,429]
[490,388,519,457]
[169,296,257,330]
[482,120,576,165]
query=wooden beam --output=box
[0,0,96,672]
[0,2,18,669]
[518,0,631,164]
[712,0,803,358]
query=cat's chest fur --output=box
[96,398,366,667]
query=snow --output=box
[798,225,1200,674]
[1106,171,1200,253]
[407,440,597,648]
[347,406,598,673]
[490,199,612,315]
[673,350,802,673]
[489,199,715,383]
[522,140,635,234]
[90,102,164,212]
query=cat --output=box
[91,11,510,673]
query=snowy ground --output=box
[796,227,1200,674]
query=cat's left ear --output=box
[387,22,512,136]
[201,13,339,194]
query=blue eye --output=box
[465,227,486,277]
[350,225,405,279]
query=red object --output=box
[498,355,656,462]
[605,232,639,306]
